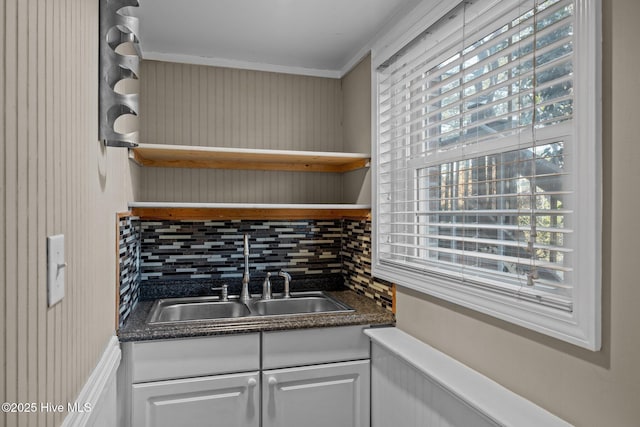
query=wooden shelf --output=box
[129,203,371,221]
[129,143,370,173]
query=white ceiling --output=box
[135,0,420,78]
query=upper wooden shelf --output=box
[129,143,371,173]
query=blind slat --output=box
[380,242,571,273]
[383,232,572,253]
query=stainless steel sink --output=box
[248,293,353,316]
[146,291,353,324]
[147,296,251,323]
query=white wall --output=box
[1,0,137,426]
[396,1,640,425]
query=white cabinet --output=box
[132,371,260,427]
[262,360,370,427]
[120,326,371,427]
[119,334,261,427]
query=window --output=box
[373,0,601,350]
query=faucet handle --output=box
[211,284,229,302]
[261,272,272,301]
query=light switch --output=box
[47,234,66,306]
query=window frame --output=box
[371,0,602,350]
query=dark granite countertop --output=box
[118,289,395,342]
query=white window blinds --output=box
[376,0,577,311]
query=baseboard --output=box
[61,336,121,427]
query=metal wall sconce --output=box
[99,0,140,148]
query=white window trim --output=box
[371,0,602,350]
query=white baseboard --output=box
[61,336,121,427]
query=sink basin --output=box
[248,294,353,316]
[146,291,354,324]
[147,297,251,323]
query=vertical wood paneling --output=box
[138,169,344,204]
[16,0,28,419]
[53,0,62,422]
[2,0,136,426]
[138,60,345,203]
[36,1,47,424]
[60,1,69,422]
[5,1,19,426]
[371,344,498,427]
[0,0,5,417]
[44,2,55,423]
[26,1,39,425]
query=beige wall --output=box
[1,0,137,426]
[138,60,346,203]
[342,55,372,205]
[396,1,640,425]
[140,61,344,151]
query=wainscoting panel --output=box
[366,328,571,427]
[371,342,497,427]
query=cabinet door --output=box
[262,360,370,427]
[132,371,259,427]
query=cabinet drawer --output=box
[129,334,260,382]
[262,325,370,370]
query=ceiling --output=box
[135,0,420,78]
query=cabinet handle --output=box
[268,377,277,386]
[247,378,257,387]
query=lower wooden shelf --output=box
[129,203,371,221]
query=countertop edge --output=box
[118,289,395,342]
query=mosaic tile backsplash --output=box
[117,216,393,327]
[118,215,140,328]
[342,219,394,311]
[139,220,343,281]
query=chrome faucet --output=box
[240,234,251,302]
[261,272,272,300]
[278,271,292,298]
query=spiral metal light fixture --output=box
[99,0,140,147]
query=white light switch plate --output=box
[47,234,65,306]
